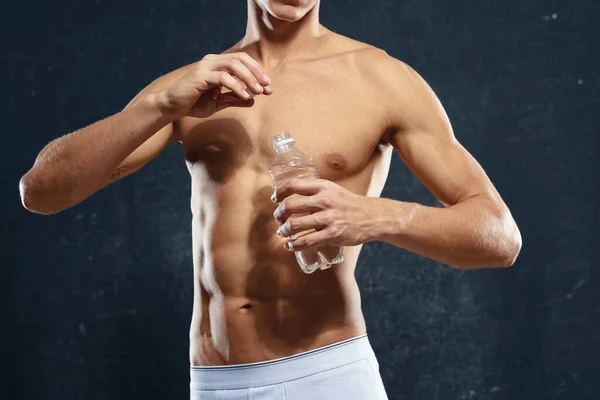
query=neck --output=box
[242,0,325,67]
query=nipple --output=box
[324,153,348,171]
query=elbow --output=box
[455,214,522,269]
[492,215,522,268]
[19,173,59,215]
[502,226,522,267]
[19,174,36,211]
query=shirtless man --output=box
[19,0,522,398]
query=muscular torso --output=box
[175,35,394,365]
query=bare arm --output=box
[19,52,273,215]
[19,75,179,215]
[371,58,522,268]
[272,53,521,269]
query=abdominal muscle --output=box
[189,280,366,366]
[187,176,367,366]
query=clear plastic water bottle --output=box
[269,132,344,274]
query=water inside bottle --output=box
[270,164,344,274]
[270,165,318,182]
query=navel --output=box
[239,303,253,314]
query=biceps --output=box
[393,130,498,206]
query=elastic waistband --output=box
[190,334,374,390]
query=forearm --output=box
[20,93,171,214]
[368,196,521,268]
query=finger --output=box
[274,179,328,203]
[273,195,322,223]
[206,85,220,98]
[206,71,253,101]
[216,53,272,95]
[277,214,326,238]
[285,229,333,252]
[216,92,255,112]
[218,58,264,95]
[234,52,272,87]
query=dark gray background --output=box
[2,0,599,399]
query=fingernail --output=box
[278,221,290,237]
[254,83,263,92]
[273,204,282,220]
[263,74,271,84]
[244,89,254,99]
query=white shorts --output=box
[190,334,388,400]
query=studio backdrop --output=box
[2,1,598,399]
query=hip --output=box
[190,334,388,400]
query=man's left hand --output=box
[272,178,378,251]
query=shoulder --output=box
[318,31,384,66]
[351,47,423,91]
[352,48,446,130]
[313,33,414,87]
[327,38,427,100]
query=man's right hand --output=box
[20,52,271,214]
[157,52,272,120]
